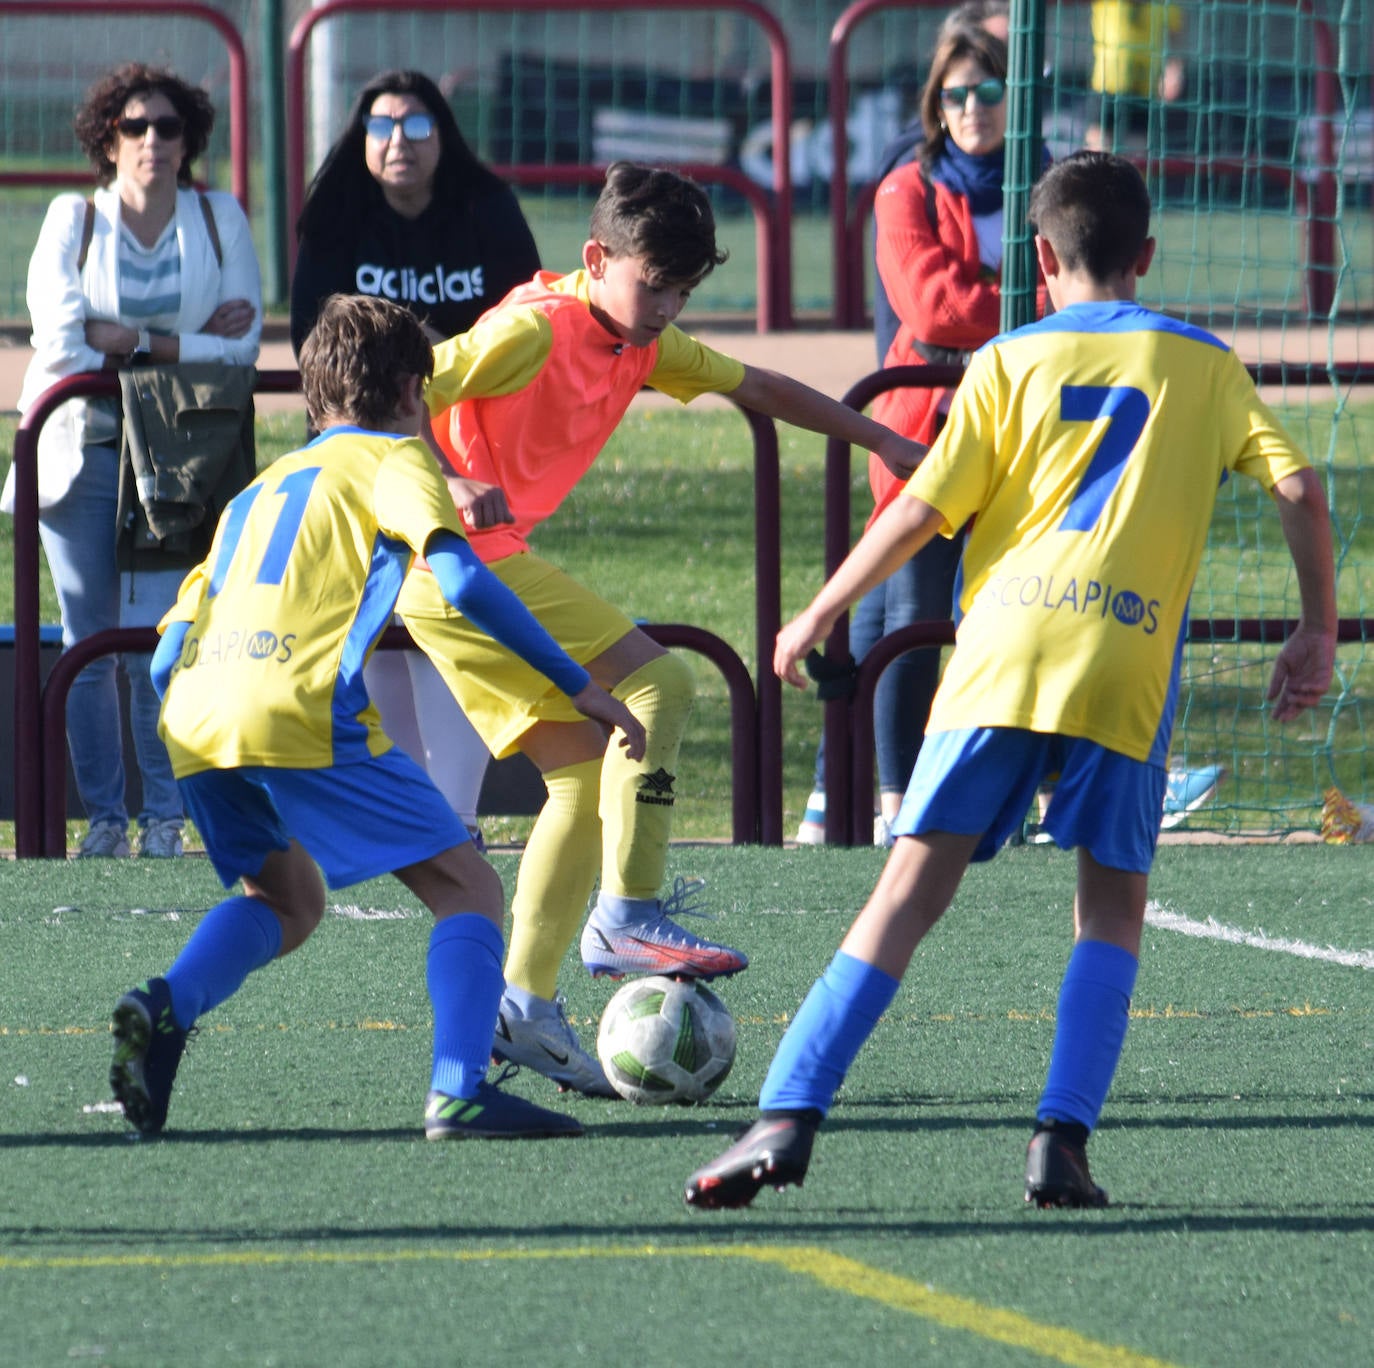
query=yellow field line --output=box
[0,1241,1178,1366]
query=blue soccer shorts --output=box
[891,726,1167,873]
[179,747,470,890]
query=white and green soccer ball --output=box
[596,975,736,1105]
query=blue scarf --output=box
[929,142,1006,216]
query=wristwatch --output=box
[127,328,152,364]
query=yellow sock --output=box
[505,758,602,998]
[600,652,695,902]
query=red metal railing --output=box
[285,0,795,330]
[826,0,1343,326]
[0,0,252,211]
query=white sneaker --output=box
[580,878,749,981]
[78,821,130,859]
[873,814,894,848]
[136,819,184,859]
[794,791,826,845]
[492,992,618,1098]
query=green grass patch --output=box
[1,843,1373,1365]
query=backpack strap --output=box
[197,192,222,267]
[76,194,221,271]
[76,198,95,273]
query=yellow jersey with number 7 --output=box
[906,301,1309,763]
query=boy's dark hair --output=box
[1029,151,1152,281]
[588,162,729,286]
[75,63,216,187]
[300,294,434,432]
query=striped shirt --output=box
[118,219,181,332]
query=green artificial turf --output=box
[1,843,1371,1366]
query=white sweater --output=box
[4,182,262,512]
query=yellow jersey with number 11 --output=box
[157,427,467,776]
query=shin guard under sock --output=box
[428,913,506,1098]
[165,895,283,1029]
[1036,939,1139,1132]
[599,652,695,901]
[505,759,602,999]
[758,951,900,1117]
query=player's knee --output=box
[405,843,505,924]
[246,845,325,954]
[615,650,695,716]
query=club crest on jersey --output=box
[181,628,295,668]
[636,768,677,807]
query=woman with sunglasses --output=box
[291,71,540,846]
[798,20,1045,846]
[290,70,539,355]
[5,62,261,859]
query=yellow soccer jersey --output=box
[1091,1,1183,97]
[158,427,467,776]
[908,301,1309,763]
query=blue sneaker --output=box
[424,1067,584,1140]
[110,978,190,1136]
[581,878,748,981]
[1161,764,1224,829]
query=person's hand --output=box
[1266,623,1336,722]
[202,298,256,339]
[84,320,137,356]
[447,475,515,530]
[570,682,647,761]
[873,433,928,482]
[774,606,835,689]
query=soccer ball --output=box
[596,975,736,1105]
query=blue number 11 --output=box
[208,466,322,596]
[1057,385,1150,532]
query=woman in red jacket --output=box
[800,20,1036,844]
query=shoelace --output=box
[658,875,714,924]
[488,1061,522,1090]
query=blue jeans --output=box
[37,444,183,827]
[813,528,966,796]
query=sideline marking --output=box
[1146,901,1374,971]
[0,1242,1177,1366]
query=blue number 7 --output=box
[1058,385,1150,532]
[208,466,322,596]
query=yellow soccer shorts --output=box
[397,550,636,758]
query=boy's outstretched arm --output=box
[424,531,647,760]
[1267,467,1338,721]
[730,365,927,480]
[775,493,946,689]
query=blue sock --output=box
[164,895,283,1029]
[427,913,505,1099]
[759,951,900,1116]
[1037,939,1139,1132]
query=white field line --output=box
[1146,900,1374,970]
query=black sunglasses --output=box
[114,115,186,141]
[363,113,435,143]
[939,78,1006,110]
